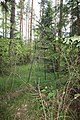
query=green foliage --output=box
[66,0,80,36]
[0,0,80,119]
[38,0,53,40]
[0,37,31,74]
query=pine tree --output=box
[67,0,80,36]
[5,0,8,37]
[30,0,34,42]
[58,0,63,38]
[20,0,23,37]
[10,0,15,39]
[9,0,15,58]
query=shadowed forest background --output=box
[0,0,80,120]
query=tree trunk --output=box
[10,0,15,39]
[55,0,63,72]
[26,8,28,41]
[58,0,63,38]
[30,0,34,42]
[20,0,23,37]
[27,0,30,41]
[9,0,15,58]
[5,0,8,38]
[76,1,80,65]
[76,0,80,36]
[70,1,74,37]
[2,11,5,37]
[8,0,15,69]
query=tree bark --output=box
[10,0,15,39]
[20,0,23,37]
[8,0,16,69]
[55,0,63,72]
[27,0,30,41]
[5,0,8,37]
[76,0,80,36]
[30,0,34,42]
[58,0,63,38]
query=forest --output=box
[0,0,80,120]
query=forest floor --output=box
[0,64,80,120]
[0,65,58,120]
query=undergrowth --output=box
[0,63,80,120]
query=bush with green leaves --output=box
[0,37,31,74]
